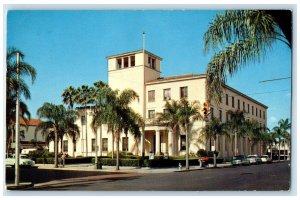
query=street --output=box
[6,161,290,191]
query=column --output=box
[140,128,145,157]
[121,57,124,68]
[155,130,160,155]
[168,130,173,156]
[128,56,131,67]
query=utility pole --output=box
[15,52,20,186]
[142,32,146,50]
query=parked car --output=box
[5,154,35,167]
[260,155,272,163]
[232,155,250,166]
[247,155,262,165]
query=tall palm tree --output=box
[272,126,283,161]
[94,88,143,170]
[62,86,77,110]
[35,103,79,168]
[200,117,228,167]
[74,85,93,156]
[203,10,291,103]
[155,100,181,156]
[177,99,202,170]
[226,110,245,156]
[278,118,291,160]
[6,47,37,154]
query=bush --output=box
[91,158,142,167]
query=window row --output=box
[148,86,188,102]
[225,94,265,119]
[62,137,129,153]
[116,55,136,69]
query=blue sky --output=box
[6,10,291,129]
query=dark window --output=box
[148,90,155,102]
[102,138,108,151]
[238,99,240,110]
[248,104,250,113]
[232,96,235,108]
[180,135,186,151]
[130,55,135,67]
[260,110,262,118]
[122,137,128,152]
[81,116,85,125]
[148,110,155,119]
[210,107,214,120]
[163,88,171,100]
[117,58,122,69]
[256,108,258,116]
[92,139,96,152]
[226,94,229,105]
[148,57,156,69]
[63,140,68,152]
[180,87,188,98]
[219,110,222,122]
[243,102,245,111]
[124,57,129,68]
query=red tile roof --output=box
[19,118,42,126]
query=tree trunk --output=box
[283,139,286,160]
[278,140,281,161]
[185,124,189,170]
[116,131,120,170]
[54,132,58,168]
[234,131,237,156]
[213,138,217,168]
[94,127,98,169]
[85,106,88,157]
[112,133,115,159]
[100,124,103,157]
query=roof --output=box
[146,74,206,84]
[19,118,42,126]
[106,49,163,60]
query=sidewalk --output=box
[35,162,233,173]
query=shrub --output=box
[197,149,208,157]
[91,158,143,167]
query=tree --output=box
[177,99,202,170]
[36,103,79,168]
[278,118,291,160]
[6,47,37,154]
[226,110,245,156]
[94,88,143,170]
[200,117,228,167]
[272,126,283,161]
[155,100,181,156]
[203,10,291,103]
[62,86,77,110]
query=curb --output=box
[6,182,34,190]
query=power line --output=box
[259,77,291,83]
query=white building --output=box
[50,50,268,159]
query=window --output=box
[248,104,250,113]
[210,107,214,120]
[180,135,186,151]
[226,94,229,105]
[81,116,85,125]
[232,96,235,108]
[122,137,128,152]
[219,110,222,122]
[243,102,245,111]
[163,88,171,100]
[123,57,129,68]
[256,108,258,116]
[130,55,135,67]
[117,58,122,69]
[92,139,96,152]
[148,110,155,119]
[102,138,108,151]
[148,90,155,102]
[260,110,262,118]
[148,57,156,69]
[20,130,25,140]
[180,87,188,98]
[63,140,68,152]
[252,106,254,115]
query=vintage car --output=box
[5,154,35,167]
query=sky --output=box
[6,10,292,130]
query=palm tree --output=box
[6,47,37,154]
[155,100,181,156]
[203,10,291,103]
[177,99,202,170]
[62,86,77,110]
[94,88,143,170]
[74,85,93,156]
[200,117,228,167]
[278,118,291,160]
[35,103,79,168]
[226,110,245,156]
